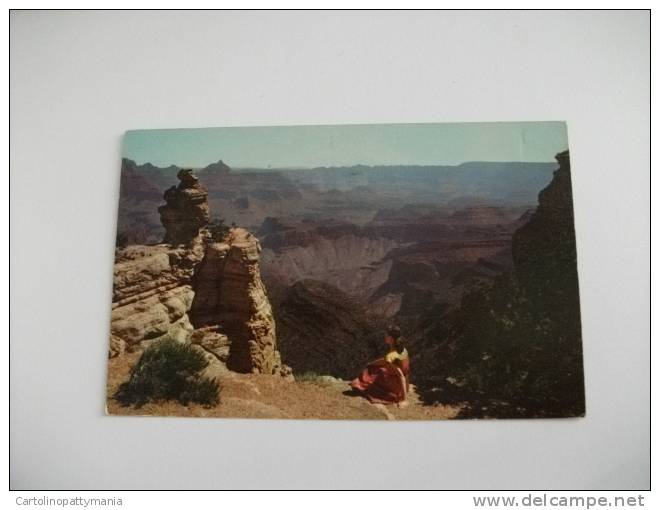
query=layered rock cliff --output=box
[110,240,205,354]
[190,228,289,376]
[109,169,289,378]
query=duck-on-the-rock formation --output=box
[158,168,210,245]
[109,169,291,378]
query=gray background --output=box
[10,10,650,489]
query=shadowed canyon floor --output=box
[106,352,461,420]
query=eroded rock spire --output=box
[158,169,210,245]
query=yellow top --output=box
[385,349,408,364]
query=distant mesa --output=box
[198,159,232,175]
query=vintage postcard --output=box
[106,122,584,420]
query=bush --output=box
[208,218,230,242]
[115,338,220,408]
[115,231,129,248]
[295,371,322,383]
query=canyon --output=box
[117,159,554,244]
[113,158,555,384]
[107,150,585,419]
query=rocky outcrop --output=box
[109,240,206,353]
[511,149,582,343]
[110,170,289,378]
[111,169,210,352]
[158,169,210,245]
[415,151,585,417]
[190,326,231,364]
[109,231,289,379]
[258,218,400,302]
[190,228,290,377]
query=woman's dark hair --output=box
[386,325,405,354]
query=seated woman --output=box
[350,325,410,405]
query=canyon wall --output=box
[415,151,584,417]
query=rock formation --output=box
[118,159,556,245]
[110,169,289,379]
[190,228,290,377]
[109,240,205,353]
[158,169,210,245]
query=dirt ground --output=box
[106,352,462,421]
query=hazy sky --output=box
[123,121,568,169]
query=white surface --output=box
[9,10,649,489]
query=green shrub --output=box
[208,218,230,242]
[295,371,322,382]
[115,338,220,408]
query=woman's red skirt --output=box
[350,358,409,404]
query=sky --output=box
[122,121,569,169]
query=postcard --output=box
[106,122,584,420]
